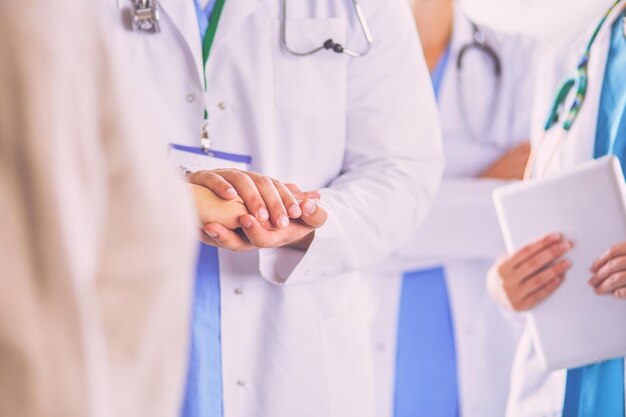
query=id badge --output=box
[170,144,251,172]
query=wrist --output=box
[487,266,509,309]
[287,231,315,251]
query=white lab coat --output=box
[0,1,196,416]
[97,1,444,416]
[507,4,626,416]
[368,12,535,417]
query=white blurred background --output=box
[459,0,615,41]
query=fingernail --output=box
[560,241,571,250]
[289,204,302,218]
[302,200,316,215]
[550,233,562,241]
[257,208,269,221]
[241,217,253,228]
[226,187,237,198]
[207,231,218,238]
[278,215,289,228]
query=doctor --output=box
[488,1,626,416]
[368,0,535,416]
[97,1,444,417]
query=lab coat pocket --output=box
[272,18,348,119]
[320,309,375,417]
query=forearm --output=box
[258,153,442,285]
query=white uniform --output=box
[368,12,535,417]
[507,5,626,416]
[97,1,444,416]
[0,1,196,417]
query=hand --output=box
[200,198,328,252]
[188,169,303,229]
[190,184,248,230]
[487,233,573,311]
[589,243,626,299]
[479,141,531,180]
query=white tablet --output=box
[494,156,626,371]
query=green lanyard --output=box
[200,0,226,152]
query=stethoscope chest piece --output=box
[128,0,161,33]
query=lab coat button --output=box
[218,101,226,110]
[237,380,246,387]
[234,288,244,295]
[375,342,386,352]
[186,93,196,103]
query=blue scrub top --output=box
[181,3,224,417]
[394,267,459,417]
[431,47,451,102]
[562,12,626,417]
[183,244,224,417]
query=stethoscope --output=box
[523,0,626,179]
[455,21,502,146]
[126,0,374,59]
[281,0,373,57]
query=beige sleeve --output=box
[0,2,196,417]
[0,2,113,416]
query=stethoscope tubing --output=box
[455,23,503,147]
[280,0,372,58]
[524,0,626,180]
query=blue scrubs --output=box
[431,48,451,102]
[393,49,459,417]
[181,3,224,417]
[562,12,626,417]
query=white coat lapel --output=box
[158,0,204,83]
[212,0,263,49]
[564,21,611,167]
[436,12,469,142]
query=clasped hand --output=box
[187,169,328,251]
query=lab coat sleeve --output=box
[259,0,444,284]
[0,7,112,416]
[389,178,507,267]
